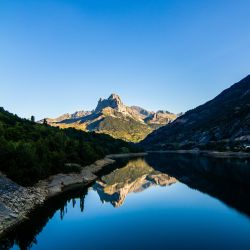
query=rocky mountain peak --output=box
[41,93,177,142]
[130,106,153,117]
[108,93,122,101]
[95,93,126,113]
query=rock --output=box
[40,93,177,142]
[95,94,126,113]
[0,156,116,236]
[65,163,82,168]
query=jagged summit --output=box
[41,93,177,142]
[109,93,122,101]
[95,93,126,113]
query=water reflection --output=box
[146,153,250,217]
[0,188,89,250]
[93,158,177,207]
[1,153,250,250]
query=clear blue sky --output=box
[0,0,249,120]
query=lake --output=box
[1,153,250,250]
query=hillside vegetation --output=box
[0,107,138,186]
[91,116,152,142]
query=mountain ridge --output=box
[41,94,177,142]
[141,75,250,150]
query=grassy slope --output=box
[93,116,153,142]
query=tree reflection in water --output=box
[1,153,250,250]
[0,187,89,250]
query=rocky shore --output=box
[147,150,250,158]
[0,157,115,237]
[106,152,148,159]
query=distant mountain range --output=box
[141,75,250,151]
[41,94,177,142]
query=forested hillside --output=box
[0,107,138,186]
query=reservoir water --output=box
[1,153,250,250]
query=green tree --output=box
[0,107,139,186]
[31,115,35,122]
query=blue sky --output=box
[0,0,249,119]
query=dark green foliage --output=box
[0,107,138,186]
[31,116,35,123]
[43,118,47,125]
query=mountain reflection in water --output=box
[146,153,250,217]
[1,153,250,250]
[93,158,177,207]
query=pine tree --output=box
[31,115,35,122]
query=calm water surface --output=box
[1,153,250,250]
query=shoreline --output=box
[0,156,116,237]
[1,150,249,237]
[0,152,148,238]
[147,150,250,158]
[106,152,148,158]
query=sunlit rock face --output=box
[93,158,177,207]
[39,94,177,142]
[95,94,127,113]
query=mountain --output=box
[0,107,138,186]
[141,75,250,151]
[44,111,92,124]
[42,94,177,142]
[93,158,177,207]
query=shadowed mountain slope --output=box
[141,75,250,150]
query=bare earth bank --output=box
[0,157,114,236]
